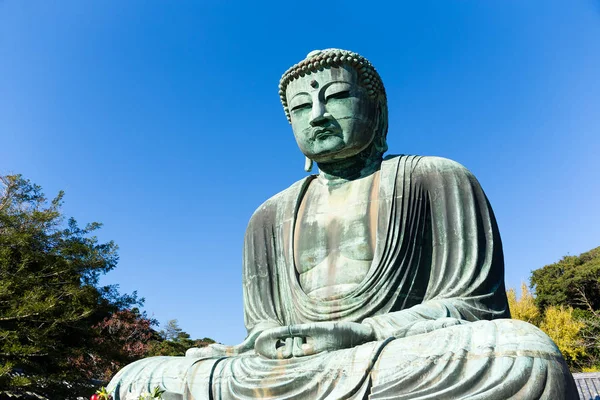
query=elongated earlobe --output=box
[304,157,313,172]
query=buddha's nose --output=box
[310,101,328,126]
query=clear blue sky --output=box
[1,1,599,345]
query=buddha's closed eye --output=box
[326,90,351,101]
[291,102,311,112]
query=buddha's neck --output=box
[316,146,382,186]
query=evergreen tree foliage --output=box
[531,246,600,312]
[530,246,600,371]
[147,319,215,357]
[574,308,600,372]
[161,319,184,342]
[0,175,145,397]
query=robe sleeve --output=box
[364,157,510,339]
[241,199,285,337]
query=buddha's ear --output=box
[304,156,313,172]
[374,99,388,155]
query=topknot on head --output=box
[278,48,387,123]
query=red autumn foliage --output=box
[69,309,156,382]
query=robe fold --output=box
[242,155,509,336]
[108,155,577,399]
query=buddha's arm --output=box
[186,321,282,358]
[188,197,289,358]
[362,300,474,340]
[365,157,509,340]
[241,197,289,337]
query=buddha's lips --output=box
[312,128,339,140]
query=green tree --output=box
[531,247,600,312]
[0,175,145,397]
[573,308,600,372]
[161,319,185,342]
[146,319,215,357]
[529,246,600,371]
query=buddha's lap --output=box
[373,319,566,386]
[108,319,568,398]
[370,320,575,399]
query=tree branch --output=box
[575,287,599,317]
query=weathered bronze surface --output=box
[108,49,578,399]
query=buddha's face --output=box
[286,65,378,163]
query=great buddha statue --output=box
[108,49,577,399]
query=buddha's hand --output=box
[255,321,375,359]
[185,329,262,358]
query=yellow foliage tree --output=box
[507,283,540,325]
[507,284,587,366]
[540,306,586,362]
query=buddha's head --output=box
[279,49,388,166]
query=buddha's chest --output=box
[294,173,379,299]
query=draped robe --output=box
[108,155,577,399]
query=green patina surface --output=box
[108,49,578,400]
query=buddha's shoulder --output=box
[384,154,474,180]
[247,177,309,226]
